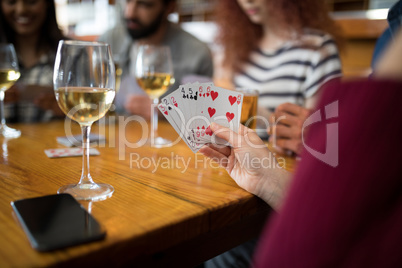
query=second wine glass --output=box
[135,45,174,148]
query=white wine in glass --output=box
[56,87,115,124]
[54,40,116,201]
[0,44,21,138]
[135,45,174,148]
[136,72,173,99]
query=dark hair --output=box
[215,0,343,71]
[0,0,66,53]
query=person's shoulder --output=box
[297,29,337,49]
[167,23,211,52]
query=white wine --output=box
[115,63,122,93]
[0,69,21,91]
[136,72,172,99]
[55,87,115,125]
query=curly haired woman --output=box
[204,0,343,267]
[213,0,343,155]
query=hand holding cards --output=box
[158,83,243,152]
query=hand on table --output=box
[4,85,20,103]
[199,123,290,209]
[268,103,311,155]
[124,94,152,120]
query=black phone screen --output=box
[11,193,106,251]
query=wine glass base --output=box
[150,137,173,148]
[0,125,21,138]
[58,183,114,201]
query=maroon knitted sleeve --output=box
[253,79,402,268]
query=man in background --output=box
[98,0,213,119]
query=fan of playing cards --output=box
[158,82,244,153]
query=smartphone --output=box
[11,193,106,251]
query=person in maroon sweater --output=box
[254,77,402,267]
[199,30,402,267]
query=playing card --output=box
[44,148,100,158]
[158,101,201,153]
[160,85,203,151]
[161,86,187,132]
[166,82,212,147]
[184,82,212,144]
[159,82,243,153]
[194,86,243,144]
[180,82,204,132]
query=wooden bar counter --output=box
[0,118,294,267]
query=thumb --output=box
[210,123,242,147]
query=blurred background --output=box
[56,0,397,79]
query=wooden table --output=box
[0,119,295,267]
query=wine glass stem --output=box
[151,98,159,142]
[79,124,95,185]
[0,91,6,126]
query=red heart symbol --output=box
[206,93,209,97]
[205,126,213,136]
[211,91,218,101]
[202,126,205,129]
[229,96,236,105]
[226,112,234,122]
[208,107,216,117]
[203,93,206,97]
[199,93,202,97]
[174,103,178,107]
[164,111,168,115]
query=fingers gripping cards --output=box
[158,82,244,152]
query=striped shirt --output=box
[18,52,55,86]
[5,52,56,123]
[234,29,342,112]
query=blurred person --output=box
[202,1,342,266]
[200,27,402,267]
[267,102,311,155]
[98,0,213,119]
[214,0,343,155]
[0,0,66,122]
[268,0,402,156]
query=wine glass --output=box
[0,44,21,138]
[135,45,174,147]
[100,54,121,124]
[53,40,116,201]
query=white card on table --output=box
[44,148,100,158]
